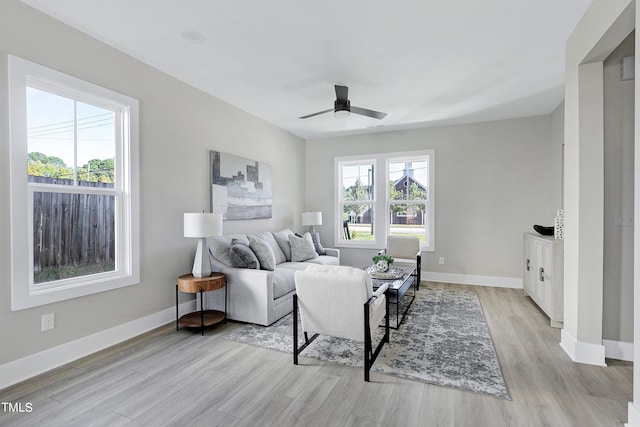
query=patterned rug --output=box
[225,287,510,399]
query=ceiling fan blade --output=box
[299,108,334,119]
[334,85,349,103]
[351,106,387,120]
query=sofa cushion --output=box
[273,229,294,261]
[289,232,319,262]
[249,236,276,271]
[252,231,287,265]
[272,267,296,299]
[277,261,317,271]
[304,255,340,266]
[229,239,259,269]
[208,234,249,266]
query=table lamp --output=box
[184,212,223,277]
[301,211,322,234]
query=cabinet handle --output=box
[526,259,530,271]
[539,267,544,282]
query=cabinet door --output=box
[540,241,553,311]
[523,237,533,295]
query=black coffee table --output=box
[368,267,416,329]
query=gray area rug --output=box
[225,287,510,399]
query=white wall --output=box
[305,116,557,284]
[0,0,304,368]
[603,32,635,345]
[562,0,635,366]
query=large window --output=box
[336,151,434,251]
[9,56,139,310]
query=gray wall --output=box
[550,102,565,211]
[603,32,635,344]
[0,1,304,365]
[305,116,557,279]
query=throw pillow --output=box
[253,231,287,265]
[311,231,326,255]
[249,236,276,271]
[289,232,319,262]
[229,239,260,269]
[272,229,294,261]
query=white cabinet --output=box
[523,233,564,328]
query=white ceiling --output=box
[21,0,592,140]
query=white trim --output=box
[422,271,522,289]
[0,300,195,390]
[627,402,640,427]
[335,150,435,252]
[8,55,140,310]
[560,328,607,366]
[603,339,634,362]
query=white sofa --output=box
[203,229,340,326]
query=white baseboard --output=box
[559,329,607,366]
[0,300,196,390]
[422,271,522,289]
[603,339,634,362]
[627,402,640,427]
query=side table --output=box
[176,273,226,335]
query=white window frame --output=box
[8,55,140,310]
[335,150,435,251]
[335,157,378,249]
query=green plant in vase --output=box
[372,254,394,272]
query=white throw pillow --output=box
[289,232,319,262]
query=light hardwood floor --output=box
[0,282,633,426]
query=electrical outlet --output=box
[439,257,445,265]
[42,313,54,331]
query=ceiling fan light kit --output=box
[300,85,387,120]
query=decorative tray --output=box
[363,266,405,280]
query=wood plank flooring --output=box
[0,282,633,426]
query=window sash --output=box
[9,55,139,311]
[335,151,434,251]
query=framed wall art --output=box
[210,151,272,220]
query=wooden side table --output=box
[176,273,226,335]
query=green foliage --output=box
[372,254,394,264]
[27,152,114,183]
[77,158,114,183]
[28,152,74,179]
[343,179,371,218]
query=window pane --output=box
[389,203,426,243]
[343,203,374,241]
[389,160,428,200]
[27,87,75,184]
[77,102,116,187]
[33,191,115,284]
[342,163,374,201]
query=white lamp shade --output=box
[184,212,223,238]
[301,211,322,226]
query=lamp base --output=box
[192,238,212,278]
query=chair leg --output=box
[293,294,319,366]
[293,294,299,365]
[364,301,371,382]
[416,254,422,290]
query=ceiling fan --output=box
[299,85,387,120]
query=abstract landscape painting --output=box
[210,151,272,220]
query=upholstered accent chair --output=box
[293,265,389,382]
[379,235,422,289]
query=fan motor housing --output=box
[334,99,350,112]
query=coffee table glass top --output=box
[363,266,416,328]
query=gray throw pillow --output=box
[273,229,294,261]
[289,232,319,262]
[229,239,259,269]
[249,236,276,271]
[311,231,326,255]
